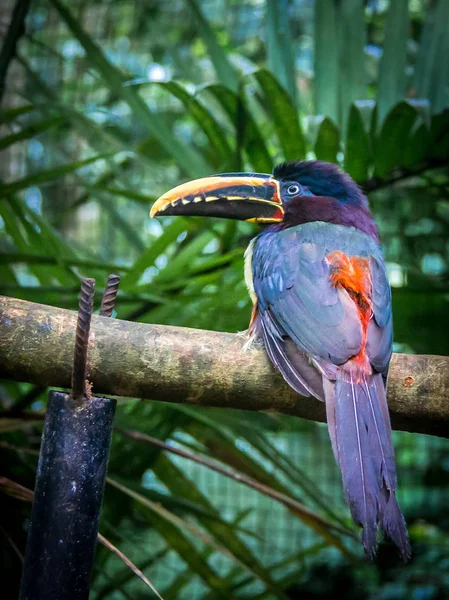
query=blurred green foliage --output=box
[1,0,449,598]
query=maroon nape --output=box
[281,195,379,243]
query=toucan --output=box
[150,160,411,560]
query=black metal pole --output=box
[19,392,116,600]
[19,276,119,600]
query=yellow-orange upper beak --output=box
[150,173,284,223]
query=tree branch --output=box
[1,296,448,437]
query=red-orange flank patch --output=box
[328,251,373,378]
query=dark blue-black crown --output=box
[273,160,367,206]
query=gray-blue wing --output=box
[251,222,392,394]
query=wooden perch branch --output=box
[1,296,449,437]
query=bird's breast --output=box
[244,238,257,305]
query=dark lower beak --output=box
[150,173,284,223]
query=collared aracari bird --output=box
[150,160,410,560]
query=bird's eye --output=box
[287,184,300,196]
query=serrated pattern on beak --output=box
[150,174,283,222]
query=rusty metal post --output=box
[20,276,120,600]
[99,274,120,318]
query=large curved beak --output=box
[150,173,284,223]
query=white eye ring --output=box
[287,184,300,195]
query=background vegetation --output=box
[1,0,449,598]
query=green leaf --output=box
[97,533,164,600]
[97,185,155,205]
[338,0,366,131]
[156,81,232,165]
[153,231,216,284]
[403,122,431,168]
[203,84,272,172]
[0,195,78,286]
[374,102,418,178]
[185,0,238,92]
[413,3,434,101]
[0,116,66,150]
[0,202,29,252]
[413,0,449,113]
[124,79,233,168]
[162,511,251,600]
[434,73,449,120]
[18,58,161,177]
[0,152,117,196]
[94,548,169,600]
[369,102,378,141]
[0,199,60,288]
[120,220,191,291]
[253,68,306,160]
[49,0,209,178]
[153,454,288,599]
[314,117,340,163]
[376,0,409,127]
[241,431,347,528]
[429,110,449,160]
[345,104,372,182]
[175,406,355,557]
[0,252,129,272]
[19,199,76,260]
[0,265,17,286]
[204,544,328,600]
[0,104,34,124]
[106,478,236,598]
[189,248,242,275]
[314,0,339,122]
[95,194,145,253]
[265,0,298,109]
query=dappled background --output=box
[1,0,449,598]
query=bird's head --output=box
[150,160,377,238]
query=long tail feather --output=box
[363,375,395,487]
[325,373,410,559]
